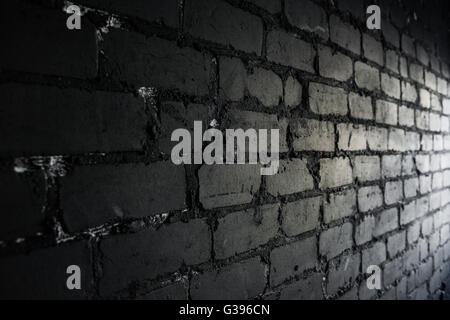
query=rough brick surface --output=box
[62,161,186,231]
[100,219,210,295]
[0,84,146,156]
[184,0,262,54]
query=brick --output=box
[271,237,317,285]
[398,105,415,127]
[437,78,448,95]
[404,178,419,198]
[431,94,441,111]
[419,175,432,194]
[399,56,408,77]
[405,131,420,151]
[416,44,429,66]
[191,257,265,299]
[103,31,211,95]
[100,219,210,294]
[383,257,403,286]
[266,159,314,196]
[61,161,186,231]
[416,110,430,130]
[401,81,417,103]
[425,71,437,91]
[330,15,360,54]
[409,63,424,84]
[432,172,443,190]
[386,50,399,73]
[363,34,383,65]
[374,208,399,237]
[215,204,279,258]
[429,232,440,252]
[292,119,335,152]
[309,82,348,115]
[416,259,433,286]
[282,197,320,236]
[284,76,302,107]
[381,73,401,99]
[400,201,416,225]
[430,154,441,171]
[355,215,375,245]
[227,109,288,152]
[219,56,247,101]
[416,196,430,216]
[184,0,262,54]
[388,128,406,152]
[199,164,261,209]
[441,116,449,133]
[401,35,415,57]
[430,56,440,73]
[319,157,353,189]
[319,222,353,259]
[407,222,421,243]
[355,62,380,91]
[285,0,328,39]
[376,100,398,125]
[356,209,398,245]
[382,21,399,47]
[366,127,387,151]
[402,155,415,176]
[318,45,352,81]
[338,123,367,151]
[387,231,406,257]
[349,92,373,120]
[158,101,214,155]
[422,216,433,236]
[385,180,403,205]
[422,134,434,151]
[0,84,146,156]
[247,67,283,106]
[419,89,431,108]
[353,156,380,182]
[267,30,314,72]
[358,186,383,212]
[0,241,92,299]
[280,273,323,300]
[0,1,97,78]
[382,155,401,178]
[362,241,386,271]
[327,252,360,294]
[0,171,45,240]
[434,135,443,151]
[430,113,441,132]
[323,188,356,223]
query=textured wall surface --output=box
[1,0,450,300]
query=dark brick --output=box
[184,0,263,54]
[100,219,210,295]
[0,171,45,240]
[0,84,146,156]
[102,30,212,95]
[191,257,265,299]
[61,161,186,231]
[0,241,93,299]
[0,0,97,78]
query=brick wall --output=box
[1,0,450,300]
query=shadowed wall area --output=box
[0,0,450,299]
